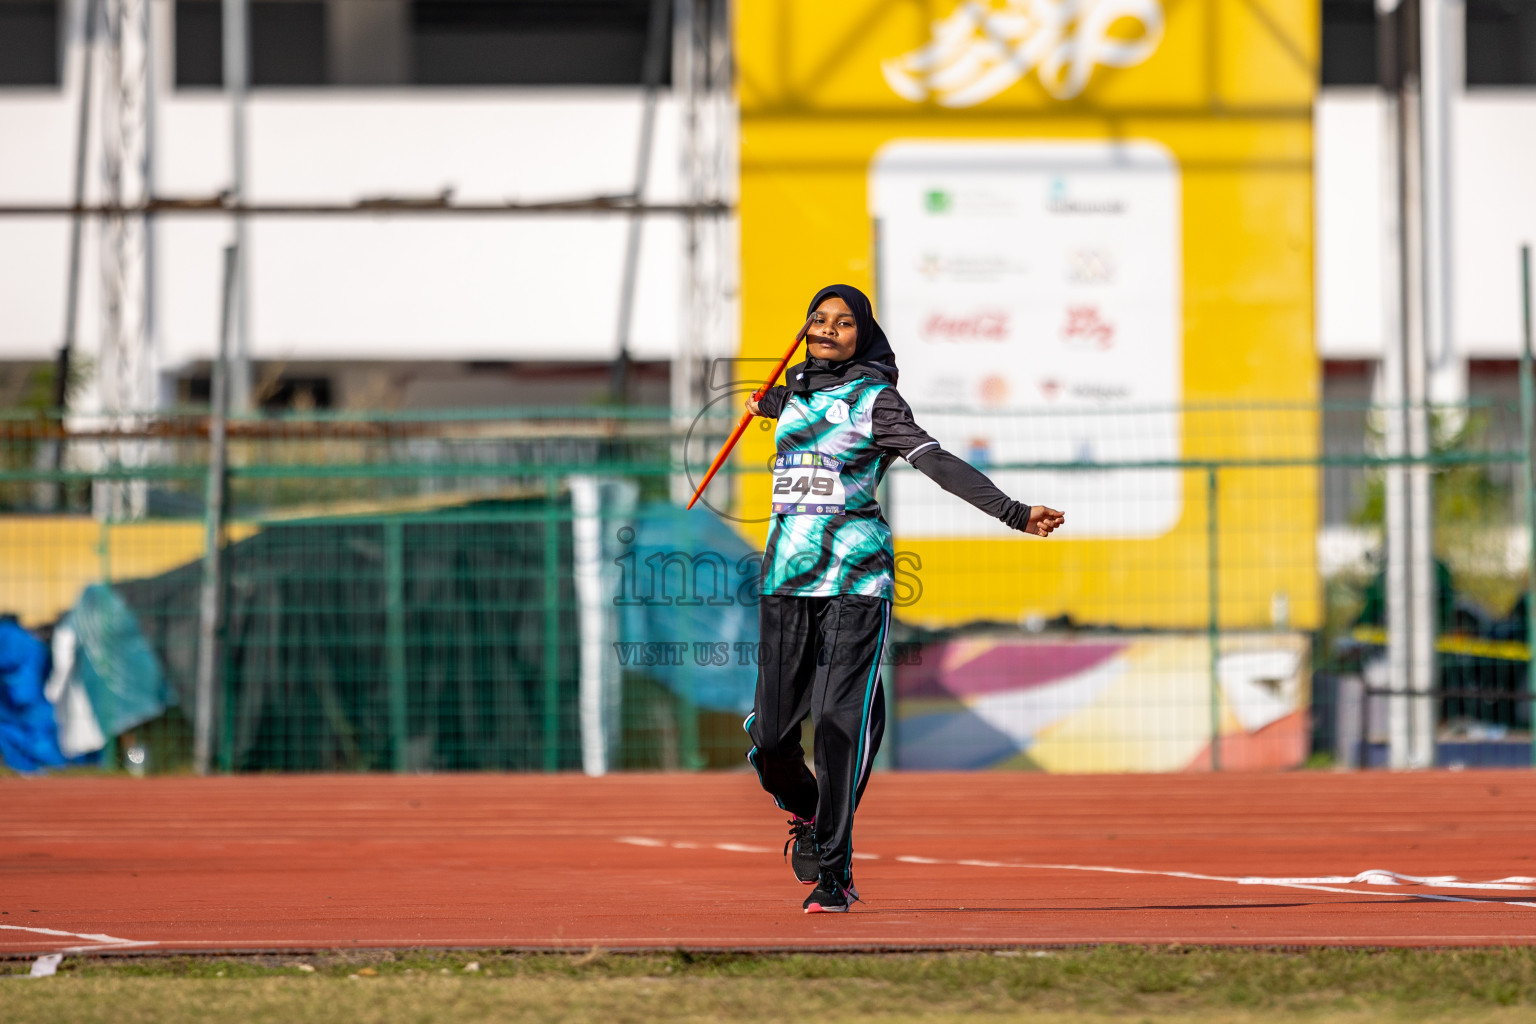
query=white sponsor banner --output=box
[869,139,1182,539]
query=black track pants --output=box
[746,593,889,885]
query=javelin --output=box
[685,314,815,511]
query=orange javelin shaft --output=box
[685,315,814,510]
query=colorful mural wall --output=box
[896,632,1311,771]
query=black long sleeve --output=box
[870,389,1033,532]
[909,449,1033,530]
[755,385,790,419]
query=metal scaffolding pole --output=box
[194,244,237,776]
[611,0,671,405]
[97,0,154,522]
[43,0,100,511]
[672,0,700,508]
[672,0,735,505]
[56,0,99,413]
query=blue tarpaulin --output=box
[67,584,175,738]
[617,504,759,715]
[0,616,69,771]
[0,584,173,772]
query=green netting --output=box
[119,498,578,772]
[2,402,1534,773]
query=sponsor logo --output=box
[772,451,844,471]
[1067,248,1116,284]
[1047,178,1125,215]
[922,310,1010,342]
[1070,381,1131,401]
[825,398,850,424]
[918,251,1026,282]
[882,0,1166,108]
[1037,377,1132,403]
[978,375,1010,407]
[1061,304,1115,349]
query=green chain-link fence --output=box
[1,400,1532,774]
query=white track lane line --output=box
[0,924,157,953]
[619,837,774,855]
[1237,870,1535,891]
[616,838,1536,910]
[912,858,1536,907]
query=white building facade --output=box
[0,0,729,411]
[1,0,1534,418]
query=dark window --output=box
[182,374,332,410]
[175,1,222,85]
[257,375,333,411]
[411,0,669,85]
[175,0,327,87]
[0,0,60,86]
[1467,0,1536,85]
[1321,360,1374,526]
[1321,0,1378,85]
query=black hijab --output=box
[786,284,899,393]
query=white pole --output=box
[1423,0,1464,410]
[1401,25,1434,771]
[1377,0,1411,769]
[223,0,250,411]
[571,477,608,776]
[1412,0,1458,767]
[1403,69,1434,771]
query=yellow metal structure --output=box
[734,0,1320,630]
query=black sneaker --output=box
[784,817,819,884]
[802,872,859,914]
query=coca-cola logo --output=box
[921,310,1009,342]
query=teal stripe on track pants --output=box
[746,593,889,886]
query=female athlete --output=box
[744,283,1064,913]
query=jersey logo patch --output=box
[825,399,851,424]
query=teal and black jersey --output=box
[756,374,1036,599]
[759,376,940,599]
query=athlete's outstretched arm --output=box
[909,448,1064,536]
[871,389,1065,537]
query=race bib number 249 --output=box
[771,451,846,514]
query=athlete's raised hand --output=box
[1025,505,1065,537]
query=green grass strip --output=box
[4,947,1536,1024]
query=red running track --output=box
[2,771,1535,955]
